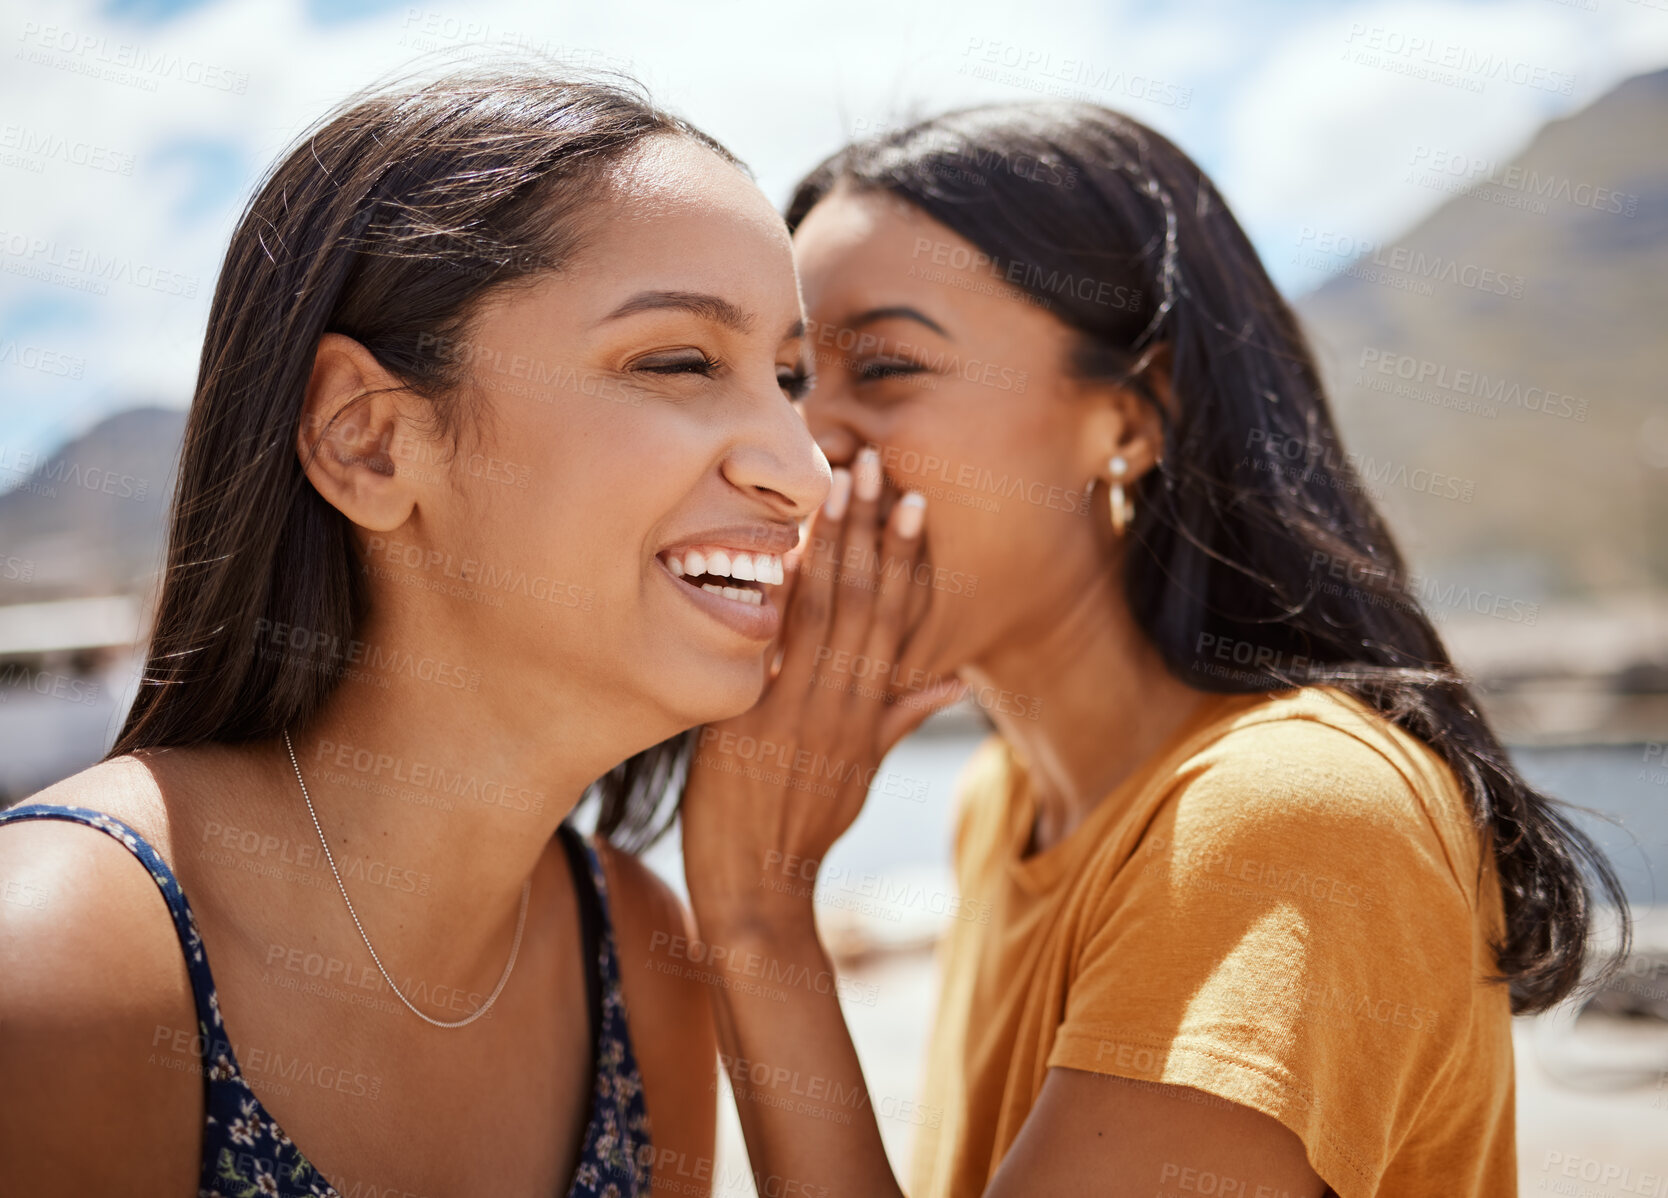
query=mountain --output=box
[4,69,1666,611]
[1293,68,1668,601]
[0,406,185,602]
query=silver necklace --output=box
[283,729,531,1029]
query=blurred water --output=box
[2,674,1662,909]
[642,729,1668,914]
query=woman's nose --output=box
[722,397,833,521]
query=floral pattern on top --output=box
[0,803,653,1197]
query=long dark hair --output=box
[787,102,1627,1013]
[110,67,718,851]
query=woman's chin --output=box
[658,655,772,727]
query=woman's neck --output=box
[171,618,662,987]
[962,570,1210,855]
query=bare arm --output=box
[989,1067,1323,1198]
[699,904,899,1197]
[695,899,1324,1198]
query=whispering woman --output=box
[0,70,829,1196]
[679,102,1627,1197]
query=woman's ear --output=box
[296,333,426,533]
[1075,343,1172,484]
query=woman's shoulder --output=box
[1189,686,1471,821]
[950,735,1024,824]
[593,840,717,1179]
[596,840,712,1036]
[2,753,196,951]
[1156,685,1484,903]
[1213,684,1453,766]
[945,734,1021,880]
[0,756,203,1191]
[947,733,1013,805]
[594,839,699,973]
[1,753,184,928]
[0,752,196,1029]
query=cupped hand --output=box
[680,444,966,934]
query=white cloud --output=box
[1219,0,1668,290]
[2,0,1664,463]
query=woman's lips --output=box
[654,554,782,642]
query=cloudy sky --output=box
[3,0,1666,466]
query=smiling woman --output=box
[675,100,1630,1198]
[0,68,826,1197]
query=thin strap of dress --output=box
[557,821,604,1049]
[0,802,230,1068]
[554,821,654,1196]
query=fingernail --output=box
[824,468,852,521]
[854,446,882,502]
[895,491,926,539]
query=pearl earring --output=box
[1108,455,1132,535]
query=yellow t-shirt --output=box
[910,685,1515,1198]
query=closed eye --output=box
[631,350,812,401]
[857,359,925,383]
[778,366,813,400]
[634,351,720,377]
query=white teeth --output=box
[694,582,762,606]
[661,549,784,586]
[726,586,764,607]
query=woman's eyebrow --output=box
[599,289,756,333]
[847,305,952,339]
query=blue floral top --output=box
[0,803,653,1197]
